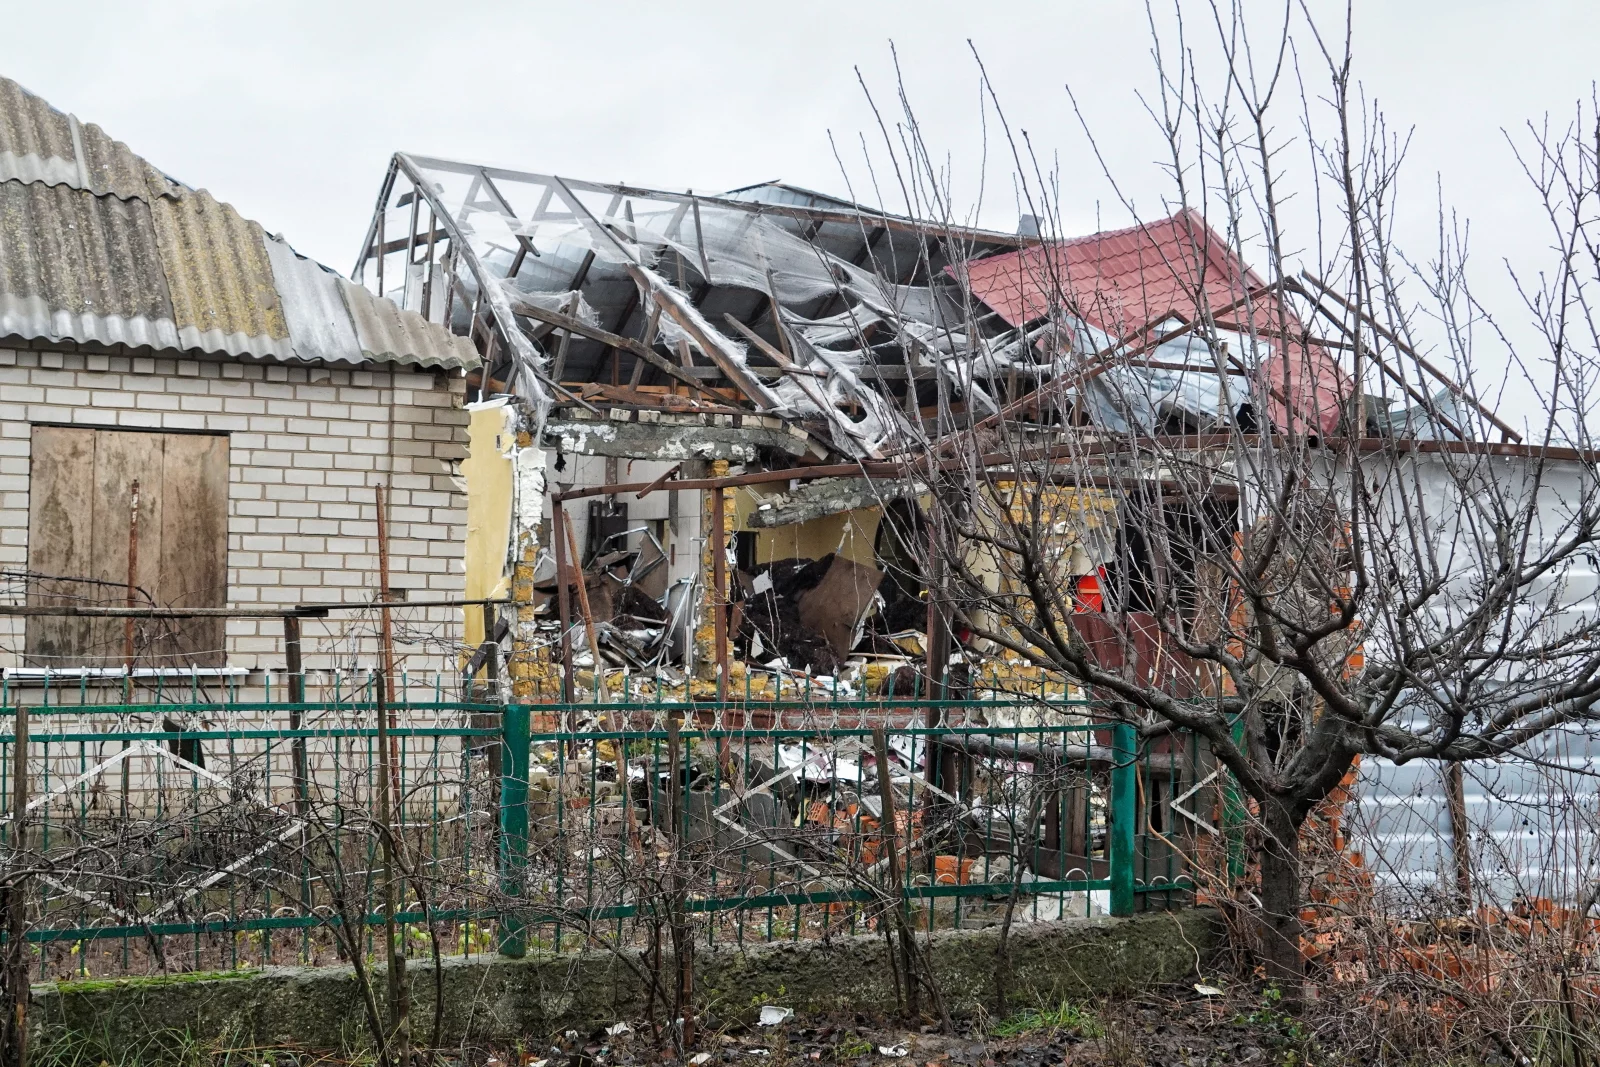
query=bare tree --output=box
[840,2,1600,990]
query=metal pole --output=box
[1109,719,1137,917]
[497,701,531,958]
[873,727,918,1016]
[376,485,401,814]
[563,518,608,705]
[3,701,29,1067]
[373,667,409,1053]
[481,601,502,794]
[667,717,695,1044]
[284,615,308,817]
[1222,714,1248,883]
[121,480,140,818]
[711,486,728,704]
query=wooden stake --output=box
[563,518,608,704]
[122,480,140,698]
[554,504,576,714]
[1445,761,1474,911]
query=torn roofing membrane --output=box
[358,157,1446,462]
[0,75,475,370]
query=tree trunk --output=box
[1256,799,1305,998]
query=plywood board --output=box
[24,426,97,665]
[155,432,228,664]
[26,427,229,668]
[89,428,166,662]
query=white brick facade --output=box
[0,346,470,679]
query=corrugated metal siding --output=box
[1352,455,1600,907]
[1357,730,1600,906]
[262,234,364,365]
[339,273,478,370]
[0,79,154,201]
[148,186,290,357]
[0,179,182,350]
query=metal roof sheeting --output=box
[0,75,474,371]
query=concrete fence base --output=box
[35,910,1220,1054]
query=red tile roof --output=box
[962,208,1347,433]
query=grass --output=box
[32,1024,366,1067]
[49,967,262,994]
[991,1000,1104,1039]
[835,1034,876,1058]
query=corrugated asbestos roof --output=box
[0,75,475,370]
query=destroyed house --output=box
[351,155,1500,706]
[0,78,478,690]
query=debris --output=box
[606,1022,632,1036]
[738,556,846,674]
[878,1046,910,1058]
[797,555,883,656]
[1194,983,1225,996]
[689,1054,712,1065]
[759,1005,795,1026]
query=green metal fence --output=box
[0,687,1220,980]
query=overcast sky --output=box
[10,1,1600,423]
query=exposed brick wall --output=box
[0,347,469,678]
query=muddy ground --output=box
[39,982,1511,1066]
[472,983,1499,1067]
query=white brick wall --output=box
[0,347,470,677]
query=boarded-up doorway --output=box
[25,426,229,668]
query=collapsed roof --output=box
[0,77,475,370]
[352,154,1505,461]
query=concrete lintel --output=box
[545,417,809,462]
[746,476,927,529]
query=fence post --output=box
[1222,714,1248,883]
[1109,719,1136,917]
[3,702,30,1066]
[497,703,531,958]
[283,615,309,817]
